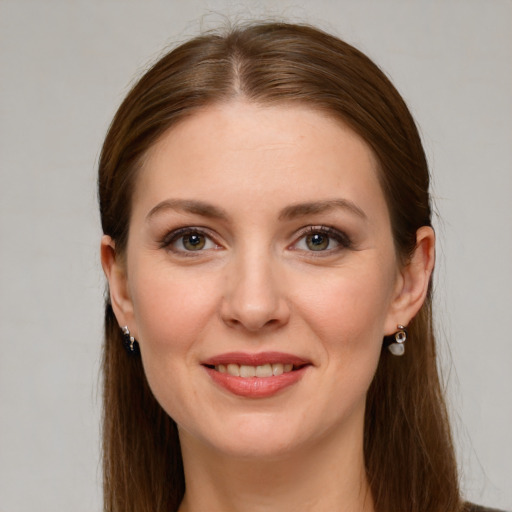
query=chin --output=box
[179,410,338,461]
[207,433,308,460]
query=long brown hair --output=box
[98,22,462,512]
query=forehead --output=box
[134,101,387,222]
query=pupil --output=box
[183,233,205,250]
[311,234,324,245]
[307,233,329,251]
[188,234,201,246]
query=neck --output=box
[178,420,374,512]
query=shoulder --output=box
[464,503,510,512]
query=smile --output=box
[202,352,311,398]
[214,363,295,378]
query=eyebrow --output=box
[146,199,229,222]
[146,197,367,223]
[278,199,367,221]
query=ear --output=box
[100,235,135,330]
[384,226,435,334]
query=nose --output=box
[220,249,290,333]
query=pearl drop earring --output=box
[388,324,407,356]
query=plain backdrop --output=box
[0,1,511,511]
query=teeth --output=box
[227,364,240,377]
[239,365,256,378]
[215,363,297,378]
[272,363,283,376]
[256,364,273,377]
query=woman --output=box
[98,22,501,512]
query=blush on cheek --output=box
[299,279,385,340]
[132,269,216,342]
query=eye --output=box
[163,228,219,253]
[180,232,208,251]
[304,232,331,251]
[293,227,350,252]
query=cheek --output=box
[274,265,395,436]
[292,261,397,358]
[127,264,223,424]
[129,261,221,355]
[301,267,395,393]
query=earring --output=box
[121,325,139,354]
[388,324,407,356]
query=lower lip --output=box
[204,366,309,398]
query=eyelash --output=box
[293,226,352,253]
[159,225,352,255]
[159,227,220,254]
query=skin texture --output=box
[101,102,435,512]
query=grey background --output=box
[0,1,511,511]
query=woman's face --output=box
[108,102,411,457]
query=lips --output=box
[202,352,311,398]
[202,351,309,366]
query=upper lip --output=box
[202,351,310,367]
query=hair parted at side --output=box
[99,22,462,512]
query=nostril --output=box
[223,313,283,332]
[220,288,291,332]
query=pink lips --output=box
[202,351,311,398]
